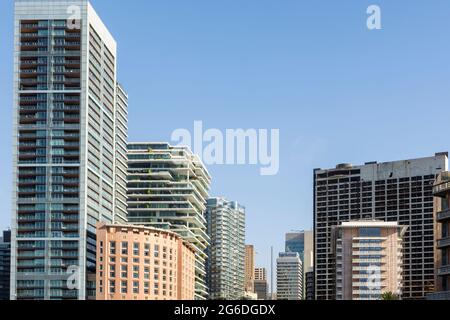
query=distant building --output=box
[0,230,11,300]
[254,267,266,281]
[428,172,450,300]
[314,153,448,300]
[254,280,268,300]
[285,230,313,299]
[254,267,268,300]
[333,220,406,300]
[96,223,196,300]
[245,245,255,293]
[305,270,315,300]
[276,252,302,300]
[206,198,245,300]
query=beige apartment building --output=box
[96,223,195,300]
[332,220,406,300]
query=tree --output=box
[381,292,399,300]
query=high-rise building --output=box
[205,197,245,300]
[254,267,268,300]
[11,0,128,300]
[276,252,302,300]
[0,230,11,300]
[95,223,196,300]
[333,220,406,300]
[305,270,314,300]
[285,230,313,299]
[244,245,255,293]
[428,172,450,300]
[314,153,448,300]
[285,232,303,258]
[126,142,211,299]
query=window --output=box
[109,280,115,294]
[133,242,139,256]
[133,281,139,294]
[359,228,381,237]
[121,242,128,255]
[121,281,127,294]
[109,241,116,255]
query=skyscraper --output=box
[11,0,128,300]
[126,142,211,299]
[333,220,406,300]
[276,252,302,300]
[429,171,450,300]
[285,230,313,299]
[314,153,448,300]
[244,245,255,293]
[0,230,11,300]
[206,197,245,300]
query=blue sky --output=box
[1,0,450,277]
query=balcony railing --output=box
[438,265,450,276]
[433,179,450,197]
[427,291,450,300]
[437,209,450,222]
[437,237,450,249]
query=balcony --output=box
[438,265,450,276]
[437,209,450,222]
[437,237,450,249]
[433,172,450,197]
[427,291,450,300]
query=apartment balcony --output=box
[437,209,450,222]
[433,172,450,197]
[427,291,450,300]
[437,237,450,249]
[20,23,39,31]
[438,265,450,276]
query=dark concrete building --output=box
[0,230,11,300]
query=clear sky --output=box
[1,0,450,280]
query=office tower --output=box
[429,172,450,299]
[285,232,303,258]
[11,0,128,299]
[127,142,211,300]
[206,198,245,300]
[305,270,314,300]
[333,220,406,300]
[254,267,268,300]
[96,223,195,300]
[0,230,11,300]
[244,245,255,293]
[285,230,313,298]
[276,252,303,300]
[314,153,448,300]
